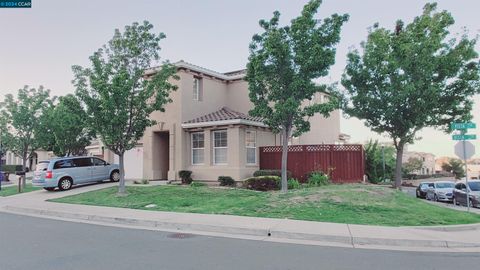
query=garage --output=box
[114,146,144,180]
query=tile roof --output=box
[183,107,264,125]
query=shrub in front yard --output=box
[218,176,236,187]
[133,179,149,185]
[288,178,301,189]
[243,176,280,191]
[178,170,193,185]
[307,171,330,187]
[190,181,207,187]
[253,169,292,178]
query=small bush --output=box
[307,171,330,187]
[243,176,280,191]
[133,179,149,185]
[218,176,236,187]
[190,181,207,187]
[178,170,193,185]
[288,178,301,189]
[253,169,292,178]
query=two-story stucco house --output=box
[129,61,341,182]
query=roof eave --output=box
[181,119,268,129]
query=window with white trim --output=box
[213,130,228,164]
[193,77,202,101]
[191,132,204,165]
[246,130,256,164]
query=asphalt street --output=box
[0,212,479,270]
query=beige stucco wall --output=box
[143,69,341,181]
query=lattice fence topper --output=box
[261,146,282,153]
[305,145,331,151]
[332,145,362,151]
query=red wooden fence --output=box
[259,144,365,183]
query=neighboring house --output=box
[403,151,435,175]
[138,61,342,181]
[2,149,52,171]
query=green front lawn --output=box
[50,184,480,226]
[0,183,40,197]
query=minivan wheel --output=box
[43,187,55,191]
[58,178,73,191]
[110,170,120,182]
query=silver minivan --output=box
[32,156,120,191]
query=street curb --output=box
[4,205,480,250]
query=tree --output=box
[0,86,52,188]
[403,157,424,175]
[246,0,348,192]
[73,21,178,194]
[39,94,94,157]
[364,140,396,183]
[441,158,465,179]
[341,3,480,188]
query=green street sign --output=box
[451,122,476,130]
[452,134,477,140]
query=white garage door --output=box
[114,146,144,180]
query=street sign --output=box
[451,122,476,130]
[455,141,475,160]
[452,134,477,140]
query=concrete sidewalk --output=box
[1,183,480,252]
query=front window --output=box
[191,132,205,165]
[193,77,202,101]
[213,130,228,164]
[93,158,106,166]
[246,130,256,164]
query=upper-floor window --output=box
[191,132,205,165]
[213,130,228,165]
[246,130,256,164]
[193,77,203,101]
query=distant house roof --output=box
[181,107,266,129]
[145,60,247,81]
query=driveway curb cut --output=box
[4,205,480,250]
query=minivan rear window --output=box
[36,162,50,171]
[54,160,74,169]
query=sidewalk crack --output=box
[346,224,355,248]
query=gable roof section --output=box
[146,61,246,81]
[181,107,267,129]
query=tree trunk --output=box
[281,128,289,193]
[118,153,126,195]
[21,153,27,189]
[394,143,404,188]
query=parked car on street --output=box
[426,181,455,202]
[32,156,120,191]
[453,180,480,208]
[416,182,432,199]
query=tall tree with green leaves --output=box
[73,21,178,194]
[39,94,94,157]
[246,0,348,192]
[0,86,52,188]
[341,3,480,188]
[441,158,465,179]
[403,157,424,175]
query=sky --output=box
[1,0,480,158]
